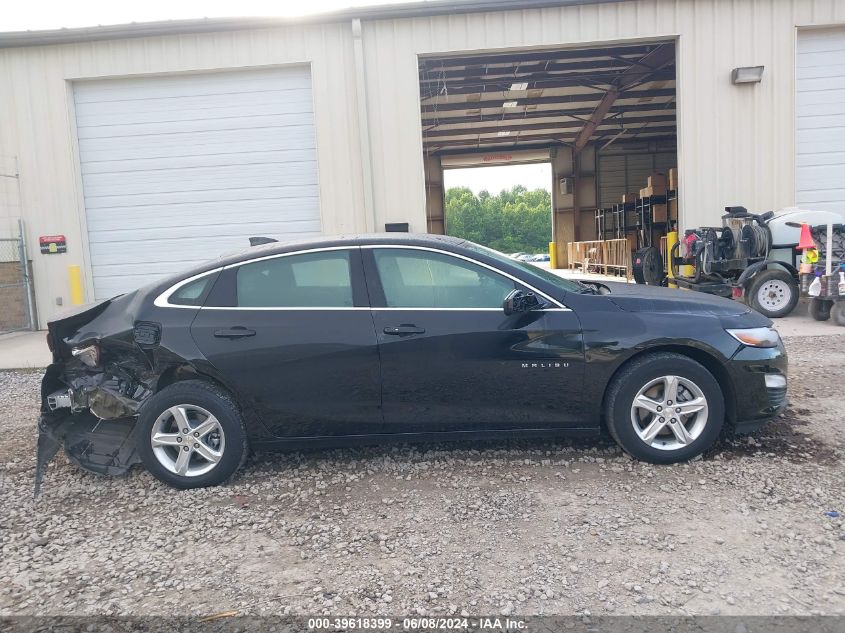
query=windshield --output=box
[463,242,587,294]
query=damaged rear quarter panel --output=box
[37,274,231,490]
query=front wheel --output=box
[746,269,799,318]
[137,380,247,489]
[604,353,725,464]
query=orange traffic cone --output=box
[798,223,815,250]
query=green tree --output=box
[444,185,552,254]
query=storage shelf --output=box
[595,190,678,250]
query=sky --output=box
[443,164,552,195]
[2,0,417,31]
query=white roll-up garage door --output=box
[73,67,320,299]
[796,28,845,213]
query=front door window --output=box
[373,249,515,308]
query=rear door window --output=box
[235,250,354,308]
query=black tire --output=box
[632,247,664,286]
[832,302,845,327]
[809,298,833,322]
[746,269,799,318]
[137,380,247,489]
[604,352,725,464]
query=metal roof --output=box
[420,41,676,153]
[0,0,625,49]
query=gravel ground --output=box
[0,335,843,617]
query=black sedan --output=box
[37,234,788,489]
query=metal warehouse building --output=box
[0,0,844,328]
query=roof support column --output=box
[351,18,377,233]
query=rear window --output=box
[169,276,212,306]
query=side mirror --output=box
[503,289,541,315]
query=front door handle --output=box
[214,327,257,339]
[383,325,425,336]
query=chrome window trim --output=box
[364,244,569,310]
[154,244,572,311]
[198,306,572,312]
[221,245,353,270]
[201,306,368,311]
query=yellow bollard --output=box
[68,265,84,305]
[666,231,678,288]
[548,241,557,269]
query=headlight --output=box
[725,327,781,348]
[71,344,100,367]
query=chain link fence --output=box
[0,228,36,335]
[1,156,36,333]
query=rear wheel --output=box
[137,380,247,489]
[746,269,799,318]
[604,353,725,464]
[809,298,833,322]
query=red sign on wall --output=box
[39,235,67,254]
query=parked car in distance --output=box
[515,253,535,261]
[38,233,788,489]
[531,253,551,262]
[509,252,528,259]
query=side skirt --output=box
[252,427,601,451]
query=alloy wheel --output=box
[150,404,225,477]
[630,375,709,451]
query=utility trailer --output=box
[632,207,845,319]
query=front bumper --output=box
[727,342,789,433]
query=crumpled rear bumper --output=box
[35,411,141,495]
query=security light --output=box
[510,82,528,91]
[502,100,519,108]
[731,66,764,84]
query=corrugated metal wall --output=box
[0,155,21,241]
[598,149,678,208]
[2,0,845,324]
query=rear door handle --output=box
[383,325,425,336]
[214,327,256,339]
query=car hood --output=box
[601,282,752,316]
